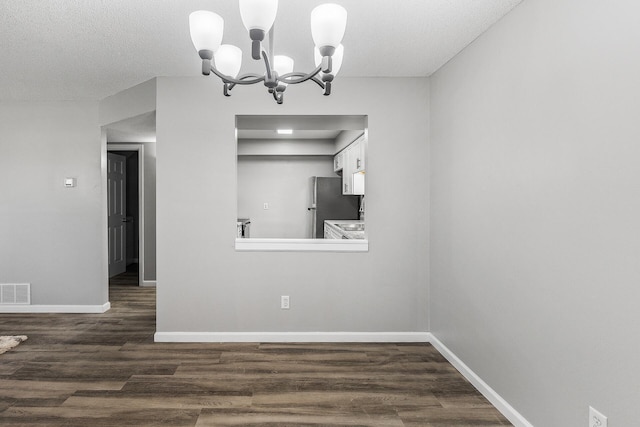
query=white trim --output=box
[427,333,533,427]
[154,331,429,343]
[107,144,145,286]
[0,302,111,314]
[235,238,369,252]
[141,280,156,287]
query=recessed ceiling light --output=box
[277,129,293,135]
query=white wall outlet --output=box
[263,202,269,210]
[64,177,76,188]
[280,295,290,310]
[589,406,608,427]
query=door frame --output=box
[107,144,146,287]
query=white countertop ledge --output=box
[235,238,369,252]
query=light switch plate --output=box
[64,177,76,188]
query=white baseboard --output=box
[0,302,111,314]
[427,333,533,427]
[154,331,430,343]
[141,280,156,287]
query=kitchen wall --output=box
[238,138,336,156]
[155,77,429,336]
[430,0,640,425]
[0,101,107,307]
[335,130,364,153]
[237,155,335,238]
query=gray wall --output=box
[0,101,107,305]
[100,79,156,127]
[430,0,640,425]
[143,140,157,281]
[238,156,335,238]
[156,77,429,333]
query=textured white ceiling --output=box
[0,0,523,101]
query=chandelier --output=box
[189,0,347,104]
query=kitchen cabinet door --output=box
[353,135,365,173]
[342,136,365,195]
[334,150,344,172]
[342,144,354,194]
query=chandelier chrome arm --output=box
[208,42,279,87]
[283,73,326,90]
[220,74,265,96]
[269,70,328,104]
[278,65,323,85]
[208,53,332,101]
[210,67,265,86]
[261,50,274,82]
[280,70,328,95]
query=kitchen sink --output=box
[337,223,365,232]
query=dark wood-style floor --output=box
[0,270,512,426]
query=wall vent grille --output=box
[0,284,31,304]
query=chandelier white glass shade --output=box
[188,1,347,104]
[189,11,224,53]
[239,0,278,33]
[311,4,347,57]
[214,45,243,79]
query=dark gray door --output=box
[108,153,127,277]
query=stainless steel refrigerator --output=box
[308,177,359,238]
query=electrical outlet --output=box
[263,202,269,210]
[589,406,607,427]
[280,295,290,310]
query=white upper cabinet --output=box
[334,150,344,172]
[336,134,365,195]
[353,135,365,173]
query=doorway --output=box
[107,144,145,286]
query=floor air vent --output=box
[0,283,31,304]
